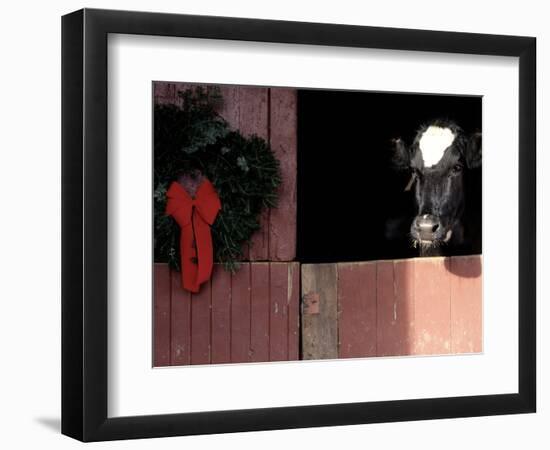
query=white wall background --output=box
[0,0,546,448]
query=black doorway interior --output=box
[296,89,482,264]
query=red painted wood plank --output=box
[211,264,232,364]
[413,257,451,355]
[239,87,270,261]
[450,256,483,354]
[269,263,290,361]
[217,86,270,260]
[269,88,297,261]
[154,82,225,108]
[153,81,163,103]
[170,270,191,366]
[153,264,171,367]
[217,86,251,260]
[377,260,415,356]
[231,263,251,362]
[153,81,178,105]
[217,85,240,130]
[337,262,377,358]
[287,262,300,360]
[238,87,269,139]
[249,263,270,362]
[190,281,212,365]
[249,209,270,261]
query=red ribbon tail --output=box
[194,214,215,287]
[180,222,200,293]
[179,213,214,293]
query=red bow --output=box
[166,179,221,293]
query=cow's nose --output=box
[414,214,441,239]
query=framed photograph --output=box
[62,8,536,441]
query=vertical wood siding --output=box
[210,266,231,364]
[449,256,483,353]
[153,264,171,366]
[301,255,482,359]
[170,270,191,365]
[301,264,339,360]
[154,82,297,262]
[338,262,377,358]
[154,262,301,367]
[250,263,270,362]
[377,259,415,356]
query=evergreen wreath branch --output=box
[154,86,282,272]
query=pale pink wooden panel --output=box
[377,260,415,356]
[450,256,483,353]
[413,258,451,355]
[337,262,377,358]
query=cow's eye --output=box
[451,164,463,174]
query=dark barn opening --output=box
[296,89,482,264]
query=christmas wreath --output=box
[154,86,281,272]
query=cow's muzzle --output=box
[411,214,450,244]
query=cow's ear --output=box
[391,138,411,170]
[464,131,482,169]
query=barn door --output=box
[300,256,482,359]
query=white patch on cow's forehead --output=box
[418,126,455,167]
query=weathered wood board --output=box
[337,262,377,358]
[153,264,171,367]
[413,257,451,355]
[170,270,191,365]
[301,264,339,360]
[301,255,482,360]
[250,263,270,362]
[269,89,297,261]
[230,263,251,364]
[450,256,483,353]
[376,259,415,356]
[154,262,300,366]
[210,265,231,364]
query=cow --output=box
[390,119,482,257]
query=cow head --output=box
[392,120,481,253]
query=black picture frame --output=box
[62,8,536,442]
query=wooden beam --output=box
[301,264,338,360]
